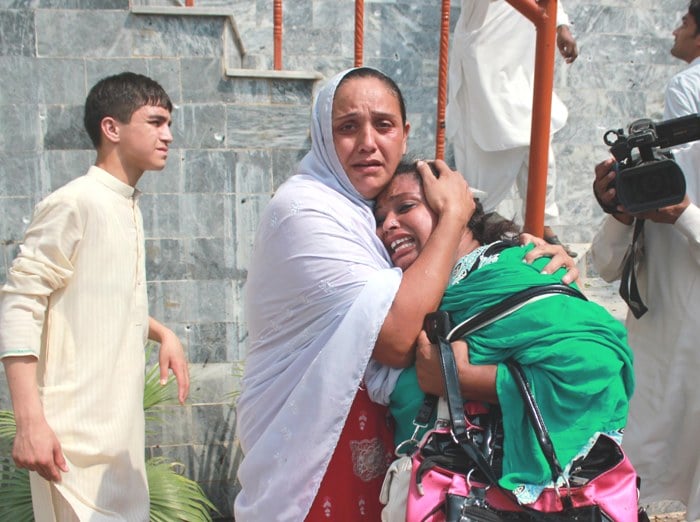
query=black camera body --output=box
[603,114,700,213]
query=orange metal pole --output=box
[506,0,557,237]
[435,0,451,160]
[185,0,194,6]
[274,0,283,70]
[355,0,364,67]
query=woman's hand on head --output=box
[520,233,579,284]
[417,160,474,225]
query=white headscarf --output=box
[234,68,403,522]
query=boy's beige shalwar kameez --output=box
[0,167,150,521]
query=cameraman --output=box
[591,158,700,517]
[590,3,700,516]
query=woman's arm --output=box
[414,333,498,403]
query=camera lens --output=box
[617,159,686,213]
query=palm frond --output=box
[0,410,17,454]
[0,411,33,521]
[0,449,33,521]
[147,457,219,522]
[224,359,245,406]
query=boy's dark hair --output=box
[691,0,700,33]
[392,159,520,244]
[83,72,173,148]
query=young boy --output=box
[0,72,189,521]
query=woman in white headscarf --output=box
[234,67,577,522]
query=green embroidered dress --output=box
[390,243,634,494]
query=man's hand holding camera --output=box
[594,157,690,225]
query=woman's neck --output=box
[456,230,482,261]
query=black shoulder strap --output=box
[619,219,648,319]
[448,284,587,342]
[436,334,501,486]
[505,360,575,509]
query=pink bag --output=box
[406,427,642,521]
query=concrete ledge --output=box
[225,67,323,81]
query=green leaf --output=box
[0,410,17,454]
[147,458,219,521]
[0,460,33,521]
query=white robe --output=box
[0,167,150,521]
[446,0,570,221]
[591,58,700,518]
[234,69,402,522]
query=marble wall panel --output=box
[270,79,314,106]
[174,104,227,150]
[0,196,33,242]
[147,279,232,324]
[130,15,225,59]
[183,322,231,365]
[0,58,86,105]
[0,9,34,56]
[225,104,310,149]
[145,238,190,281]
[35,10,131,57]
[136,149,183,194]
[181,57,273,104]
[39,150,93,193]
[0,105,41,152]
[183,149,236,193]
[42,105,92,150]
[230,193,269,274]
[0,152,41,197]
[272,147,308,189]
[141,192,228,239]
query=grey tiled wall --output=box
[0,0,692,517]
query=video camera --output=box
[603,113,700,213]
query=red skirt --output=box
[305,383,395,521]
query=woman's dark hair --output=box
[84,71,173,148]
[338,67,407,124]
[392,159,520,245]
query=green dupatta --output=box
[390,243,634,492]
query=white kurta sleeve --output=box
[556,1,571,28]
[0,195,82,359]
[674,203,700,268]
[590,215,634,283]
